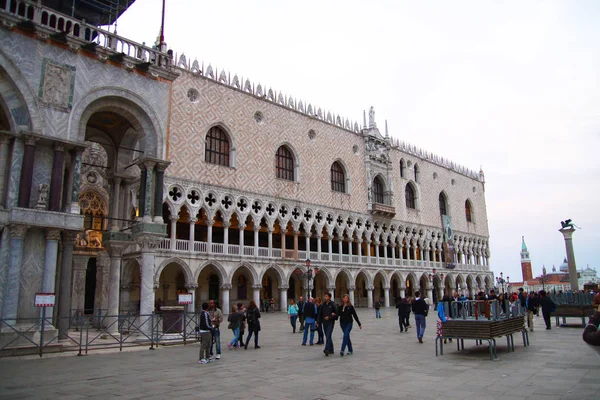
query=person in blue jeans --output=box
[227,305,243,349]
[316,292,338,356]
[338,294,362,356]
[374,300,382,318]
[412,291,428,343]
[287,299,299,333]
[302,297,318,346]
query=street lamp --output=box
[496,272,507,294]
[295,259,319,300]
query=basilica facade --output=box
[0,1,493,338]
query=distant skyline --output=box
[114,0,599,283]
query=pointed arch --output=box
[230,261,259,285]
[205,123,237,167]
[155,257,193,284]
[373,269,390,287]
[439,191,449,216]
[355,268,373,287]
[194,259,228,284]
[334,267,354,286]
[258,263,286,286]
[275,142,299,182]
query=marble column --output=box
[41,229,61,320]
[153,163,168,223]
[391,244,396,262]
[252,285,261,307]
[357,238,362,258]
[399,286,406,299]
[1,225,28,322]
[0,135,11,207]
[327,287,336,300]
[221,284,231,317]
[142,161,155,222]
[68,148,83,214]
[188,218,197,252]
[267,228,272,257]
[384,286,390,308]
[305,233,310,255]
[337,238,342,257]
[316,234,322,260]
[71,254,91,314]
[138,164,147,220]
[223,222,230,255]
[367,287,374,309]
[280,229,286,258]
[169,216,177,250]
[253,226,260,256]
[366,240,371,264]
[186,284,197,314]
[348,286,355,306]
[559,227,579,291]
[18,136,37,208]
[135,234,159,337]
[293,230,299,259]
[106,245,127,332]
[279,285,288,312]
[383,241,388,264]
[207,221,213,254]
[239,223,246,253]
[426,288,433,306]
[57,231,77,340]
[95,252,110,315]
[5,137,23,209]
[348,238,353,258]
[110,176,122,231]
[49,143,65,212]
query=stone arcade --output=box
[0,1,493,339]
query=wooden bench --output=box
[553,305,595,327]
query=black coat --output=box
[245,307,261,332]
[317,300,338,324]
[540,296,556,313]
[397,300,411,316]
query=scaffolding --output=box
[41,0,136,27]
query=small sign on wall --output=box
[35,293,56,307]
[178,293,193,305]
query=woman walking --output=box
[315,297,324,345]
[227,305,242,350]
[288,299,299,333]
[244,300,262,349]
[339,294,362,356]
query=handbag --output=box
[227,322,233,329]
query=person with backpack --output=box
[288,299,299,333]
[301,297,318,346]
[198,302,214,364]
[316,292,338,356]
[244,300,261,349]
[374,299,382,318]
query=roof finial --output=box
[363,110,367,128]
[385,120,389,137]
[368,106,376,128]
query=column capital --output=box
[62,230,80,244]
[10,224,29,239]
[252,284,263,290]
[53,142,65,152]
[142,159,157,171]
[253,225,261,232]
[367,286,374,291]
[278,285,290,290]
[221,283,232,290]
[327,286,336,292]
[170,215,179,221]
[189,218,198,224]
[153,281,160,290]
[45,228,62,241]
[399,286,407,290]
[134,234,161,252]
[316,233,323,239]
[72,254,91,270]
[383,286,390,290]
[280,228,287,235]
[155,161,171,172]
[185,283,198,290]
[22,134,39,147]
[239,223,247,230]
[348,286,356,291]
[223,221,231,229]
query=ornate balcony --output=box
[370,202,396,217]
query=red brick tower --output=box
[520,236,533,281]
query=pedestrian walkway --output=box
[0,309,598,400]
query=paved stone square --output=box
[0,309,598,400]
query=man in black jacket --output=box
[412,291,428,343]
[583,312,600,347]
[396,297,410,333]
[317,292,338,356]
[539,290,555,330]
[297,296,305,333]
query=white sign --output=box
[35,293,56,307]
[178,293,193,305]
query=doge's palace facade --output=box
[0,1,493,337]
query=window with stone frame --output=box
[330,161,346,193]
[276,145,294,181]
[373,176,384,204]
[439,192,447,216]
[400,159,406,178]
[465,200,473,222]
[405,183,416,209]
[205,126,230,166]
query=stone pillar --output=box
[41,229,61,320]
[383,241,388,264]
[142,161,155,222]
[57,231,77,339]
[106,244,127,332]
[188,218,197,252]
[0,135,11,207]
[5,138,23,209]
[559,227,579,291]
[327,287,336,300]
[186,284,197,314]
[1,225,28,322]
[223,222,230,255]
[239,223,245,252]
[18,136,37,208]
[348,286,355,306]
[110,176,122,231]
[426,288,433,306]
[367,286,374,309]
[357,238,362,258]
[221,284,231,317]
[327,237,333,259]
[366,240,371,264]
[138,164,147,220]
[267,228,273,257]
[207,221,213,254]
[71,254,91,314]
[316,234,322,260]
[280,229,286,258]
[68,148,84,214]
[348,238,353,257]
[135,234,160,337]
[391,244,396,261]
[293,230,299,259]
[399,286,406,299]
[279,285,288,312]
[95,252,110,314]
[252,285,261,307]
[49,143,65,212]
[253,225,260,255]
[169,216,177,250]
[384,286,390,307]
[153,163,168,223]
[338,238,342,257]
[305,233,310,255]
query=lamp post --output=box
[496,272,507,294]
[295,259,319,300]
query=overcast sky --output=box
[116,0,599,284]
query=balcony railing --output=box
[151,238,488,271]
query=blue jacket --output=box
[437,302,448,322]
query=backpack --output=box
[246,309,256,324]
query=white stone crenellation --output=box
[172,52,482,181]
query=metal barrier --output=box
[550,292,593,305]
[446,300,526,321]
[0,309,202,358]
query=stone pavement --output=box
[0,308,598,400]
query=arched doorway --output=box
[158,263,188,309]
[230,265,254,307]
[355,271,369,307]
[121,259,141,314]
[405,275,416,298]
[373,272,386,305]
[84,258,97,314]
[335,270,351,304]
[261,267,282,311]
[391,275,400,302]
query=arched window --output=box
[205,126,230,166]
[373,176,384,204]
[414,163,420,183]
[400,159,406,178]
[330,161,345,193]
[405,183,416,209]
[439,192,447,216]
[276,145,294,181]
[465,200,473,222]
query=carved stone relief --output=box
[39,58,76,110]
